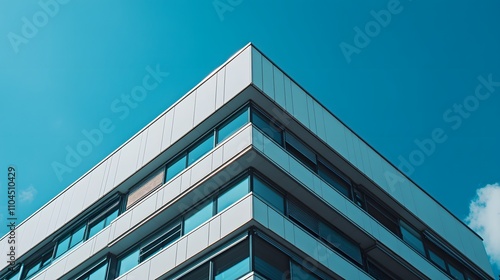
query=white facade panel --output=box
[220,195,252,237]
[115,134,142,186]
[160,109,175,150]
[186,223,210,259]
[86,160,108,206]
[215,68,226,109]
[322,110,348,159]
[125,260,151,280]
[208,215,221,246]
[262,56,274,99]
[171,93,196,142]
[291,83,309,127]
[283,75,294,115]
[306,95,317,134]
[194,77,217,125]
[149,244,177,279]
[142,113,165,165]
[112,210,132,240]
[312,99,326,140]
[273,66,286,108]
[251,47,263,91]
[55,187,75,231]
[103,151,120,194]
[137,129,148,168]
[224,47,252,102]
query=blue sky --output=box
[1,0,499,275]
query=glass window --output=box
[318,162,351,198]
[367,259,396,280]
[140,223,182,261]
[449,263,465,280]
[253,177,285,213]
[188,135,214,165]
[88,220,106,239]
[166,154,187,181]
[428,249,447,271]
[366,197,399,235]
[24,251,52,279]
[179,263,210,280]
[217,109,249,144]
[319,222,362,265]
[117,249,140,277]
[353,188,364,208]
[88,208,119,239]
[285,132,316,170]
[70,225,86,248]
[290,262,321,280]
[88,262,108,280]
[76,261,108,280]
[217,177,249,213]
[251,110,283,145]
[4,270,20,280]
[400,221,425,255]
[254,237,289,279]
[184,200,214,234]
[288,200,319,234]
[24,262,41,278]
[55,235,70,258]
[213,241,250,280]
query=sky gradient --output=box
[1,0,499,275]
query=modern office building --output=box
[1,43,495,280]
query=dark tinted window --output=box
[254,237,289,280]
[288,200,319,234]
[217,109,249,144]
[217,177,249,213]
[400,221,425,255]
[319,222,362,265]
[140,223,182,261]
[285,132,316,170]
[318,162,351,198]
[253,177,285,213]
[166,155,187,181]
[290,262,321,280]
[252,110,283,145]
[213,241,250,280]
[366,197,399,235]
[188,134,214,165]
[184,200,214,234]
[179,263,210,280]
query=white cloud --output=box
[466,183,500,270]
[19,185,38,203]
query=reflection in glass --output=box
[166,155,187,181]
[184,200,213,234]
[217,177,249,213]
[217,109,249,144]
